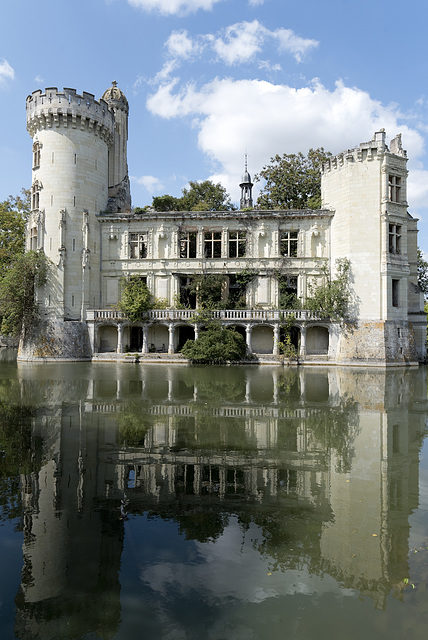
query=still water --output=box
[1,355,428,640]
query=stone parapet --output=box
[26,87,114,145]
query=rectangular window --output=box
[204,231,222,258]
[179,232,197,259]
[392,279,399,307]
[30,227,37,251]
[33,143,41,169]
[280,231,298,257]
[389,224,401,254]
[129,233,148,259]
[228,231,246,258]
[31,182,40,210]
[388,175,401,202]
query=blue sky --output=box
[2,0,428,249]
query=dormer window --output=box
[388,175,401,202]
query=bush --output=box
[180,324,247,363]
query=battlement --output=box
[26,87,115,143]
[322,131,407,174]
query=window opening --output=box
[280,230,298,257]
[228,231,246,258]
[129,233,148,259]
[392,279,399,307]
[204,231,222,258]
[388,175,401,202]
[179,232,197,259]
[389,224,401,254]
[30,227,38,251]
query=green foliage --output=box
[0,251,49,336]
[306,258,351,321]
[278,314,298,360]
[254,148,331,210]
[0,189,30,272]
[151,180,236,212]
[417,249,428,298]
[189,274,226,309]
[181,324,247,363]
[118,276,152,322]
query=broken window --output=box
[280,230,298,257]
[228,231,246,258]
[129,233,148,259]
[179,232,197,259]
[389,224,401,254]
[388,175,401,202]
[204,231,222,258]
[278,275,299,309]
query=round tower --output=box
[26,87,115,323]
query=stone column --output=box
[299,325,306,358]
[117,324,124,353]
[245,324,252,353]
[273,324,280,356]
[194,324,199,340]
[142,325,148,354]
[168,323,175,354]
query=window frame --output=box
[179,231,197,259]
[204,231,222,259]
[280,230,298,257]
[228,230,246,258]
[129,232,148,259]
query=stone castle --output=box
[21,82,426,365]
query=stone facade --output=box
[21,83,426,365]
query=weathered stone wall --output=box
[18,320,91,361]
[336,320,418,364]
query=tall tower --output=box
[102,81,131,212]
[26,87,116,322]
[239,155,253,209]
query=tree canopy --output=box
[0,189,30,272]
[254,148,331,210]
[152,180,236,212]
[180,324,247,363]
[417,249,428,298]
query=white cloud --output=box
[0,59,15,85]
[147,77,426,206]
[212,21,266,65]
[34,75,44,85]
[275,28,319,63]
[166,30,196,59]
[248,0,264,5]
[132,174,165,192]
[127,0,224,15]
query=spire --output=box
[239,154,253,209]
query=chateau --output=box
[21,82,426,365]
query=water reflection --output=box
[1,363,427,639]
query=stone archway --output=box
[251,325,274,354]
[98,325,117,352]
[306,326,329,355]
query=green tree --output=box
[181,324,247,363]
[151,180,236,212]
[306,258,351,321]
[417,249,428,298]
[0,189,30,272]
[118,276,152,322]
[254,148,331,209]
[189,274,226,309]
[0,251,49,336]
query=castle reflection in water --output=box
[10,363,428,638]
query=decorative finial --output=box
[112,80,118,87]
[244,152,248,172]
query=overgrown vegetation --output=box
[147,180,236,212]
[0,251,49,336]
[306,258,351,321]
[254,148,331,210]
[118,276,153,322]
[180,323,247,363]
[278,314,298,360]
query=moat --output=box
[1,354,428,639]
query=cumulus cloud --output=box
[132,174,165,192]
[166,30,197,59]
[127,0,224,15]
[147,76,425,206]
[0,59,14,86]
